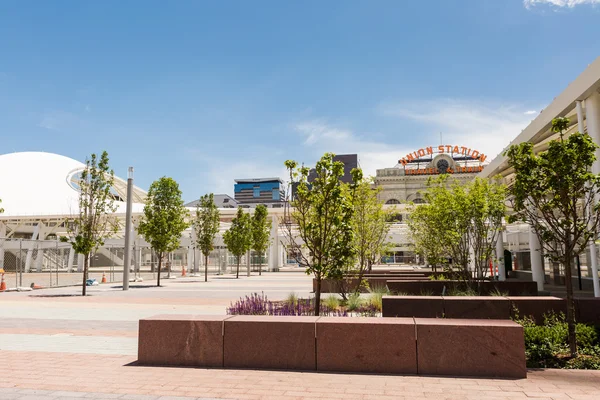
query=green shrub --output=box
[324,294,340,310]
[429,274,447,281]
[286,292,298,307]
[368,293,383,312]
[367,284,389,312]
[489,288,509,297]
[447,287,477,296]
[565,354,600,370]
[346,292,363,311]
[516,311,600,369]
[368,284,390,295]
[419,289,435,296]
[575,324,598,349]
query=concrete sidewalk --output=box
[2,272,599,400]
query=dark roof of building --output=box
[234,177,283,184]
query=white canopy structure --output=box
[0,151,147,218]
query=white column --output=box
[529,226,544,291]
[587,91,600,175]
[67,248,75,272]
[187,246,194,271]
[77,254,84,272]
[584,93,600,297]
[194,249,200,273]
[268,215,279,271]
[468,244,476,278]
[24,223,41,273]
[496,232,505,281]
[246,250,251,277]
[34,244,44,272]
[0,222,5,271]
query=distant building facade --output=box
[234,178,285,208]
[308,154,358,184]
[375,144,487,204]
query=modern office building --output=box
[233,178,285,207]
[308,154,358,184]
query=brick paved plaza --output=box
[1,272,600,400]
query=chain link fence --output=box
[0,239,270,288]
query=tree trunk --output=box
[81,253,88,296]
[259,252,262,276]
[157,252,162,287]
[564,253,577,357]
[236,257,240,279]
[204,254,208,282]
[315,276,322,316]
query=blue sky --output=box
[1,0,600,201]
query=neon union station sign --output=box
[399,145,487,175]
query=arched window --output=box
[413,198,426,204]
[385,199,401,205]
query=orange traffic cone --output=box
[30,282,43,290]
[101,273,107,283]
[181,266,186,277]
[0,273,6,291]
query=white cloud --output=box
[524,110,538,115]
[524,0,600,8]
[185,99,539,198]
[378,99,538,163]
[181,149,289,200]
[294,120,414,178]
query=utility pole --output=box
[123,167,134,290]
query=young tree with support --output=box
[194,193,221,282]
[61,151,119,296]
[469,177,506,279]
[506,117,600,357]
[282,153,355,316]
[223,207,252,279]
[346,170,392,296]
[251,204,271,276]
[138,177,189,287]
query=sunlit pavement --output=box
[1,272,600,400]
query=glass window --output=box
[272,189,280,200]
[253,187,260,198]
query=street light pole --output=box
[123,167,134,291]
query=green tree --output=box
[251,204,271,276]
[409,175,470,273]
[138,177,190,287]
[194,193,221,282]
[347,170,392,295]
[223,207,252,279]
[61,151,119,296]
[408,175,505,279]
[469,177,506,279]
[407,200,451,271]
[282,153,355,316]
[505,117,600,357]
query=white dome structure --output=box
[0,152,147,217]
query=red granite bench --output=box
[416,318,526,378]
[383,295,598,324]
[138,315,526,378]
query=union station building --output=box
[375,145,487,204]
